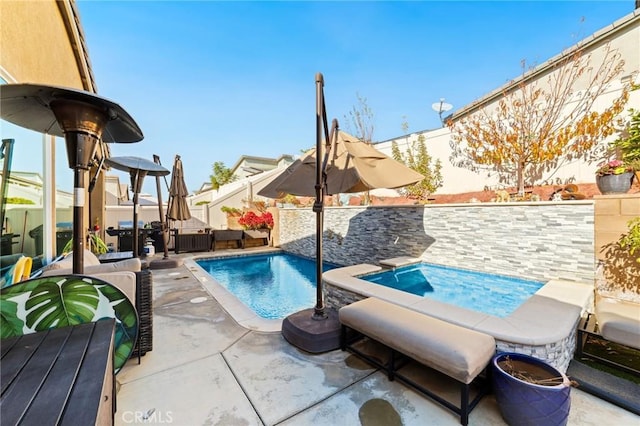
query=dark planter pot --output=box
[492,352,571,426]
[596,172,634,195]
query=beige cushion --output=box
[596,295,640,350]
[91,271,137,303]
[339,297,496,384]
[41,249,101,272]
[41,256,141,277]
[83,258,141,274]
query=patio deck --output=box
[115,249,639,425]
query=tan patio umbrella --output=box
[259,73,424,353]
[166,155,192,225]
[258,130,424,198]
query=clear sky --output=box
[74,0,635,195]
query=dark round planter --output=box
[492,352,571,426]
[596,172,634,194]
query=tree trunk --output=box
[517,162,525,196]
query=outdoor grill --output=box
[106,221,155,254]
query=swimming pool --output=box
[196,253,336,319]
[361,263,544,317]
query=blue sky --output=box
[73,0,634,194]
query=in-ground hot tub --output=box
[323,257,593,372]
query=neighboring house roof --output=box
[196,154,296,193]
[56,0,96,93]
[448,9,640,123]
[196,182,212,195]
[230,154,295,175]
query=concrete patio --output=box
[114,249,639,425]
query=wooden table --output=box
[1,319,116,425]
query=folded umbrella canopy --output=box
[167,155,192,222]
[258,130,424,198]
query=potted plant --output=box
[492,352,574,426]
[595,159,634,194]
[608,107,640,188]
[221,206,243,230]
[238,211,273,243]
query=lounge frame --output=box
[340,325,490,426]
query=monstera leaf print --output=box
[96,283,138,371]
[1,275,139,373]
[0,294,23,338]
[25,278,100,330]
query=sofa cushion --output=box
[91,271,137,303]
[40,249,101,273]
[41,257,141,277]
[596,295,640,350]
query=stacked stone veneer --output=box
[279,202,595,284]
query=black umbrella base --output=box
[281,307,341,353]
[149,257,183,270]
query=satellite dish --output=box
[431,98,453,126]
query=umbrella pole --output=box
[153,155,170,259]
[280,72,342,353]
[312,73,327,320]
[130,169,146,259]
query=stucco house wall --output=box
[0,0,100,261]
[375,10,640,195]
[0,1,92,89]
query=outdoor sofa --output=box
[39,249,153,358]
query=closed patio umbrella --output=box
[259,73,424,353]
[167,155,192,224]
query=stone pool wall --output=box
[278,201,595,284]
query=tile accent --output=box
[279,202,595,284]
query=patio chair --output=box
[576,294,640,376]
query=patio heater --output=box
[104,156,169,260]
[0,84,143,274]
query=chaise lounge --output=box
[577,294,640,375]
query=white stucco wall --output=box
[376,11,640,194]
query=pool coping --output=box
[185,250,285,333]
[323,257,595,346]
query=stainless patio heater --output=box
[0,84,143,274]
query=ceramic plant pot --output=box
[596,172,634,194]
[492,352,572,426]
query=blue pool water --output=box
[362,263,544,317]
[196,253,336,319]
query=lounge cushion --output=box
[41,249,101,272]
[596,295,640,350]
[339,297,496,384]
